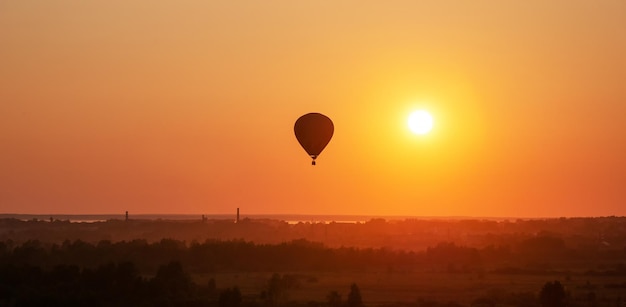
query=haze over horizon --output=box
[1,1,625,217]
[4,212,613,220]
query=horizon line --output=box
[1,213,624,221]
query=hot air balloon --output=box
[294,113,334,165]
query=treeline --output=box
[3,216,626,252]
[0,260,368,307]
[0,239,416,274]
[2,239,625,306]
[2,237,626,275]
[1,259,619,307]
[1,261,200,306]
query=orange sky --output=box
[1,1,625,217]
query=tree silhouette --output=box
[267,273,290,306]
[151,261,193,300]
[208,277,217,293]
[347,283,363,307]
[540,281,567,307]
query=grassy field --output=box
[194,270,626,305]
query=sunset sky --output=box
[1,1,625,217]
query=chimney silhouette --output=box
[236,208,240,223]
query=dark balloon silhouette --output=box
[294,113,334,165]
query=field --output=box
[197,270,626,305]
[3,217,626,306]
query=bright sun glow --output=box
[408,110,434,135]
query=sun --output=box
[408,110,434,135]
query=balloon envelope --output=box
[294,113,334,164]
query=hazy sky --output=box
[1,1,625,216]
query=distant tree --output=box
[151,261,193,300]
[0,241,8,256]
[326,290,342,307]
[347,283,363,307]
[520,236,566,258]
[265,273,302,306]
[267,273,287,305]
[540,281,567,307]
[50,264,81,284]
[281,274,300,289]
[208,277,217,293]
